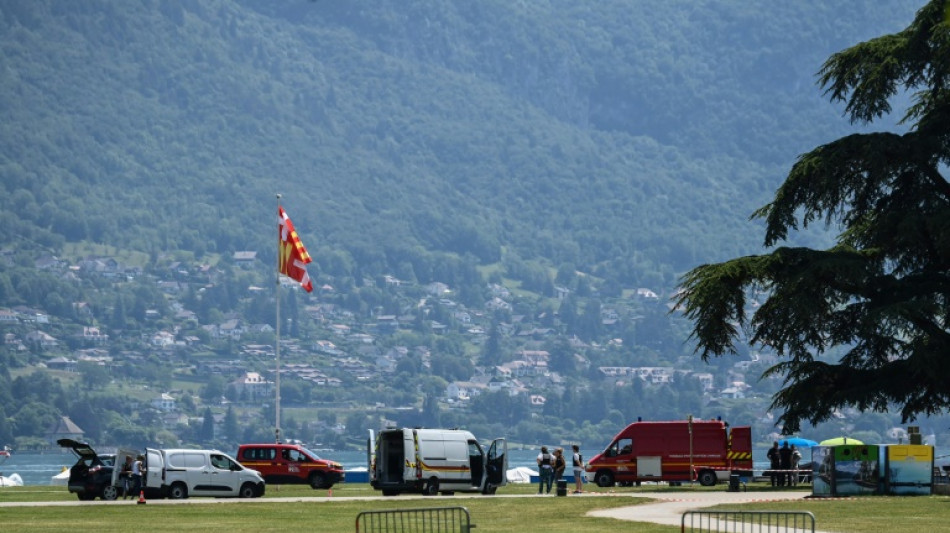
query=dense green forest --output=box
[0,0,915,290]
[0,0,940,452]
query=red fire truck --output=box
[584,418,753,487]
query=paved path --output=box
[588,490,833,532]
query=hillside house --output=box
[445,381,487,401]
[636,288,659,300]
[47,416,84,445]
[216,319,245,340]
[47,356,77,372]
[151,393,176,411]
[233,251,257,267]
[151,330,175,347]
[231,372,273,401]
[426,282,450,296]
[0,308,17,323]
[25,330,58,348]
[81,326,109,344]
[485,297,512,312]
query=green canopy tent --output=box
[819,437,864,446]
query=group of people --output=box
[537,444,585,495]
[766,441,802,487]
[119,454,145,499]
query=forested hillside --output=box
[0,0,916,292]
[0,1,935,451]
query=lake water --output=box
[0,447,600,486]
[5,445,948,487]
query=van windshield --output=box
[299,447,322,461]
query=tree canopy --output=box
[676,0,950,433]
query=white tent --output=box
[506,466,538,484]
[51,467,70,486]
[0,473,23,487]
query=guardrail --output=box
[355,506,474,533]
[681,510,815,532]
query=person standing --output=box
[120,455,133,499]
[778,442,792,487]
[571,444,585,494]
[553,448,566,482]
[766,441,780,487]
[790,445,802,486]
[130,454,144,497]
[536,446,554,495]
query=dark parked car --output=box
[57,438,120,500]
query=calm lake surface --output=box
[1,448,598,486]
[4,444,947,487]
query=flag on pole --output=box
[278,206,313,292]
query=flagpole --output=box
[275,193,281,445]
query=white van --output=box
[369,428,507,496]
[144,448,265,499]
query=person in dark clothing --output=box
[536,446,554,494]
[120,455,133,499]
[766,441,780,487]
[778,442,793,487]
[553,448,566,481]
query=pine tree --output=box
[201,407,215,442]
[676,1,950,433]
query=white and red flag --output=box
[278,206,313,292]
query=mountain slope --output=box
[0,0,920,289]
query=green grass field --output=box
[1,481,947,532]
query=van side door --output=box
[486,438,508,490]
[406,430,418,481]
[177,451,213,496]
[203,453,243,496]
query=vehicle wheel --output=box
[698,470,717,487]
[308,471,327,489]
[102,484,118,501]
[423,478,439,496]
[382,489,399,496]
[168,482,188,500]
[481,483,493,495]
[594,470,615,488]
[239,482,258,498]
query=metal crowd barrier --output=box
[682,510,816,533]
[355,506,474,533]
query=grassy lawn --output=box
[2,482,948,532]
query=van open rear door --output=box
[144,448,164,495]
[112,447,138,495]
[367,429,376,483]
[483,438,507,494]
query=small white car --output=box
[146,448,265,499]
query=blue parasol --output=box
[778,437,818,448]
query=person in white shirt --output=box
[130,455,144,496]
[571,444,585,494]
